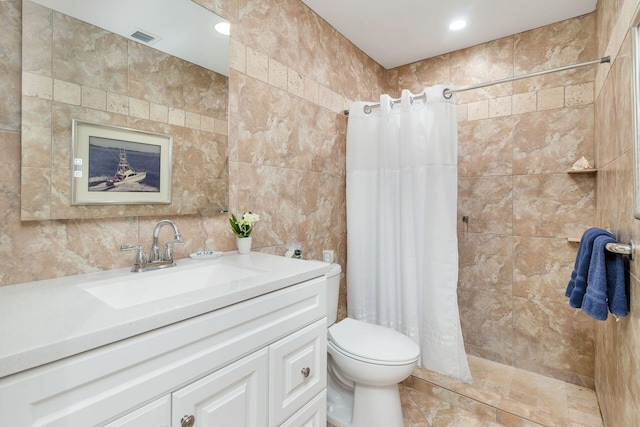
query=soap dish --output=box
[189,251,223,260]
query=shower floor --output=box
[328,355,603,427]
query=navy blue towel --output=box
[581,235,628,320]
[566,228,613,307]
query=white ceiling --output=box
[32,0,230,76]
[300,0,598,69]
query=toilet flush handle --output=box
[301,367,311,378]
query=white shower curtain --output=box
[346,86,471,383]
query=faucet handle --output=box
[164,238,186,261]
[121,245,147,266]
[164,242,174,262]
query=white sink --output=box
[82,262,264,309]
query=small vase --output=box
[236,236,252,255]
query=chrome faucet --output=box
[121,220,185,272]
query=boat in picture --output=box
[106,147,147,187]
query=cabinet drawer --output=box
[280,391,326,427]
[104,395,171,427]
[269,319,327,427]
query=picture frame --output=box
[71,119,172,205]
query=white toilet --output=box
[325,264,420,427]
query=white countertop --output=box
[0,252,330,378]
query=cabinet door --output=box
[279,391,326,427]
[269,320,326,427]
[104,395,171,427]
[172,349,268,427]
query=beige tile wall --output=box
[593,0,640,424]
[0,0,382,307]
[20,0,229,221]
[392,13,599,387]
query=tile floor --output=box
[329,355,603,427]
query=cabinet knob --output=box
[181,414,195,427]
[301,367,311,378]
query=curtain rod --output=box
[342,56,610,116]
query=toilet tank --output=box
[326,263,342,327]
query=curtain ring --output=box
[364,104,372,114]
[443,88,453,99]
[389,99,394,109]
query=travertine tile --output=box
[238,0,300,69]
[513,174,595,238]
[107,92,128,115]
[458,233,513,295]
[268,58,288,91]
[0,2,21,131]
[458,289,514,356]
[565,82,594,107]
[287,68,304,97]
[303,77,319,103]
[185,111,201,130]
[21,96,52,168]
[168,108,185,127]
[299,3,340,90]
[246,46,269,83]
[238,75,299,168]
[450,37,515,103]
[298,102,345,174]
[21,0,52,77]
[129,98,150,120]
[513,105,594,174]
[513,298,595,380]
[512,92,537,114]
[150,102,168,123]
[404,355,602,427]
[81,86,106,110]
[513,237,576,304]
[458,116,514,176]
[468,100,489,121]
[53,79,81,105]
[318,84,333,110]
[338,36,365,102]
[237,163,300,247]
[537,87,565,111]
[398,55,450,94]
[128,42,184,108]
[229,38,246,73]
[22,72,53,100]
[52,10,128,92]
[297,172,345,241]
[488,96,512,118]
[513,14,596,92]
[458,176,513,235]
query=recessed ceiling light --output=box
[215,22,230,36]
[449,19,467,31]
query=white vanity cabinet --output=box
[0,276,327,427]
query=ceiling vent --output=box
[129,29,159,45]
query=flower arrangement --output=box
[229,212,260,238]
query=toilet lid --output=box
[328,318,420,364]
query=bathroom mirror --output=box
[634,17,640,219]
[21,0,229,220]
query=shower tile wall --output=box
[593,0,640,425]
[391,13,598,388]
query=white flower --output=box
[229,211,260,238]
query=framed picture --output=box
[71,119,172,205]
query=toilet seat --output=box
[328,318,420,366]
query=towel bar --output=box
[605,240,635,260]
